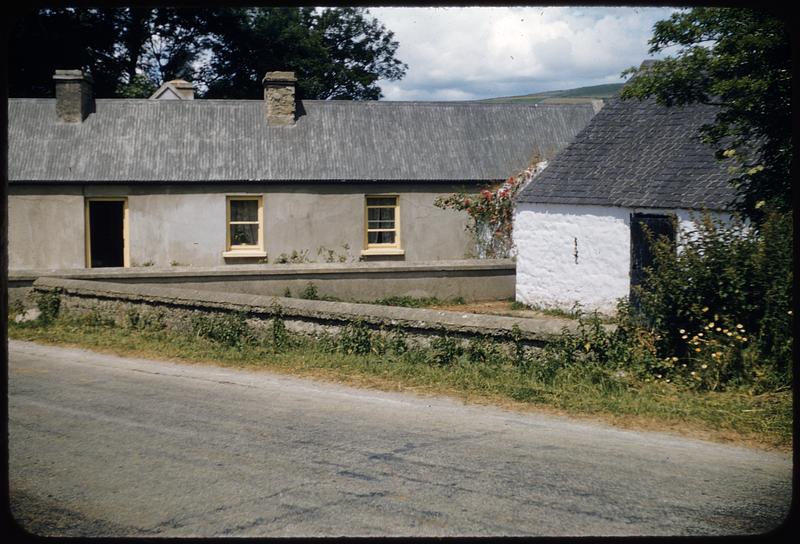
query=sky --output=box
[367,6,679,101]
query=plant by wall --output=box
[434,161,546,258]
[632,210,792,391]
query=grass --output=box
[8,315,792,451]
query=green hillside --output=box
[480,82,624,104]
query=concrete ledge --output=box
[11,259,514,281]
[12,259,515,306]
[33,276,578,343]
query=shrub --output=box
[35,290,61,324]
[338,320,372,355]
[191,311,250,347]
[269,302,289,351]
[634,210,792,389]
[428,334,462,366]
[299,282,319,300]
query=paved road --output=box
[8,340,792,537]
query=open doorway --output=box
[85,198,128,268]
[630,213,676,307]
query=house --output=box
[8,69,598,270]
[513,90,737,314]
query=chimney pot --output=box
[53,69,94,122]
[262,71,297,126]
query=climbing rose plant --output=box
[434,162,546,258]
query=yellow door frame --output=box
[84,197,130,268]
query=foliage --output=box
[620,8,791,222]
[633,211,792,390]
[299,282,319,300]
[435,162,544,258]
[317,244,352,263]
[428,335,463,366]
[10,308,793,448]
[435,178,521,259]
[34,290,61,324]
[8,7,406,100]
[338,320,372,356]
[269,302,289,351]
[274,250,311,264]
[191,311,250,347]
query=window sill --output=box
[360,248,405,256]
[222,250,267,258]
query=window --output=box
[363,195,403,255]
[224,196,265,257]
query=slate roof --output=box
[8,98,597,183]
[516,97,737,210]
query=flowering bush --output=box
[435,162,545,258]
[633,209,792,391]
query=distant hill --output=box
[480,83,624,105]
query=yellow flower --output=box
[698,333,704,337]
[701,307,709,313]
[742,337,748,342]
[701,364,708,369]
[711,353,718,358]
[708,322,715,328]
[672,357,679,362]
[715,327,721,332]
[679,329,686,334]
[736,324,744,329]
[695,347,701,352]
[690,371,696,376]
[726,332,733,336]
[681,335,688,340]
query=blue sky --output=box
[367,6,678,101]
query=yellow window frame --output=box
[363,195,402,253]
[225,195,264,255]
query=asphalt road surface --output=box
[8,340,792,537]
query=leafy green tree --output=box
[620,8,791,222]
[8,6,406,100]
[202,7,406,99]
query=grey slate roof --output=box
[516,97,737,210]
[8,98,596,183]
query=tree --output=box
[620,8,791,223]
[202,7,406,100]
[8,7,406,101]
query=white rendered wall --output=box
[513,203,730,314]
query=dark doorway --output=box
[88,200,125,267]
[630,213,676,307]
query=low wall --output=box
[32,277,580,348]
[9,260,515,310]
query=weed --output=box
[338,320,372,356]
[429,334,462,366]
[275,250,311,264]
[270,302,289,351]
[299,282,319,300]
[191,311,250,347]
[34,290,61,324]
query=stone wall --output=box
[31,277,585,349]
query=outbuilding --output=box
[513,93,737,314]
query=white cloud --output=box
[368,6,678,101]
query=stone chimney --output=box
[262,71,297,126]
[53,69,94,123]
[168,79,195,100]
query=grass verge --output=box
[8,316,792,451]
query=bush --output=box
[338,320,372,355]
[35,290,61,324]
[633,210,792,390]
[191,311,250,347]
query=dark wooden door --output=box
[630,213,676,306]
